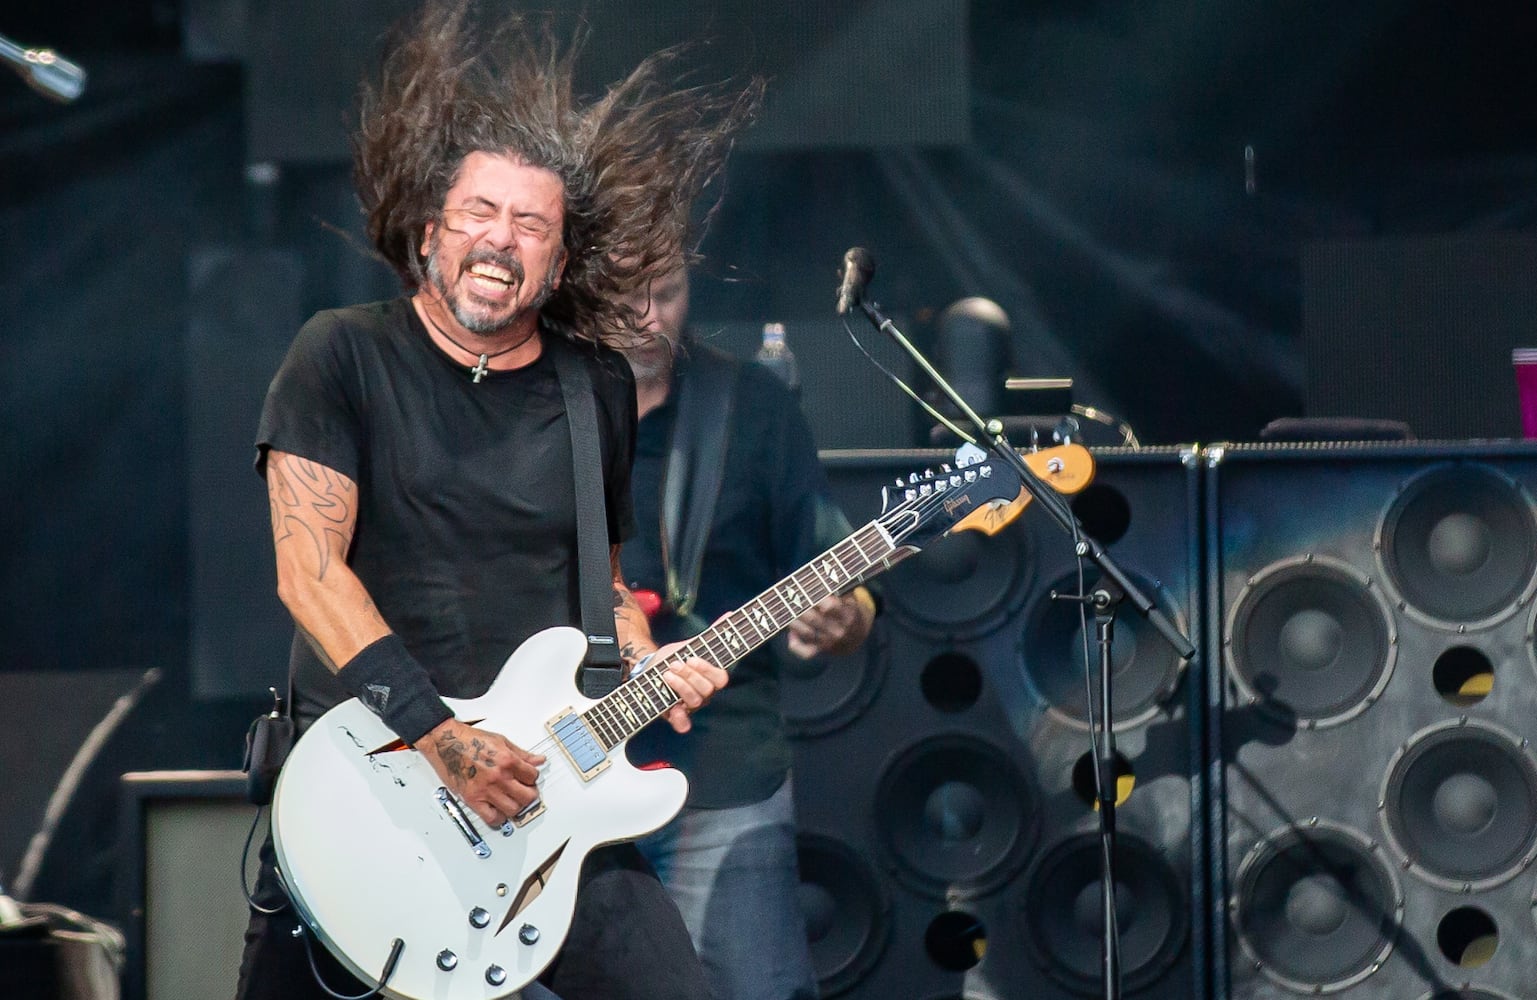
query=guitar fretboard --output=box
[579,520,897,749]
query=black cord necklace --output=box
[421,307,538,383]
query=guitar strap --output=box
[552,340,624,698]
[661,342,740,617]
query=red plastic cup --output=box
[1514,349,1537,438]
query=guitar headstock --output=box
[875,443,1096,549]
[876,452,1024,551]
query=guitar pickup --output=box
[547,709,610,782]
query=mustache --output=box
[462,248,526,286]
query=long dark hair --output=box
[352,1,762,348]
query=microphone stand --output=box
[852,293,1194,1000]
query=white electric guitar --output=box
[271,444,1092,999]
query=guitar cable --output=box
[239,805,288,916]
[238,802,406,997]
[299,927,405,1000]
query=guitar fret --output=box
[584,704,616,748]
[642,674,673,714]
[616,686,643,727]
[701,629,734,668]
[795,565,830,606]
[574,514,908,751]
[599,702,624,744]
[777,578,809,616]
[729,608,764,647]
[746,598,777,638]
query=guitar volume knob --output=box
[436,950,458,971]
[468,907,490,928]
[486,965,507,986]
[518,923,541,945]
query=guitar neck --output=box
[581,520,898,748]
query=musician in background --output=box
[621,259,878,1000]
[237,4,759,998]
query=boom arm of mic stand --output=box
[855,297,1194,661]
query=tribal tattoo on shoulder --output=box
[267,453,355,582]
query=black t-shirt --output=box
[256,297,636,717]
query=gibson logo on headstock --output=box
[942,495,974,517]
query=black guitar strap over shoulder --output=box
[551,341,624,698]
[661,342,740,617]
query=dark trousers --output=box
[236,836,710,1000]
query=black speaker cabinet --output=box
[797,446,1205,999]
[1206,441,1537,1000]
[117,770,258,1000]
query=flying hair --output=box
[352,0,762,348]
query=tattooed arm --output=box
[610,544,729,734]
[265,449,542,822]
[610,544,659,672]
[266,449,388,666]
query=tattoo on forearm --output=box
[434,729,469,782]
[268,454,355,581]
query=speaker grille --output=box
[1022,571,1186,730]
[1377,463,1537,629]
[872,734,1039,898]
[782,623,889,738]
[1225,556,1397,727]
[1231,822,1402,993]
[1379,719,1537,891]
[881,521,1034,640]
[1022,833,1187,995]
[796,833,891,998]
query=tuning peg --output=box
[941,463,952,473]
[893,478,905,488]
[908,473,921,485]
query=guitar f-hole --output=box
[499,839,569,933]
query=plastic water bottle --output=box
[754,322,800,396]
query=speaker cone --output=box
[796,833,891,997]
[1022,571,1186,730]
[873,733,1039,897]
[1021,833,1186,995]
[1378,463,1537,628]
[882,518,1033,639]
[1380,719,1537,891]
[1232,821,1401,993]
[782,622,888,738]
[1225,556,1396,727]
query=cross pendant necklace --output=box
[419,306,537,383]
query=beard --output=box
[424,236,562,336]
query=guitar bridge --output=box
[546,710,609,781]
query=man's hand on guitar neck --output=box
[416,719,546,828]
[787,586,877,661]
[634,639,728,736]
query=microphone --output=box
[835,247,874,316]
[0,35,88,103]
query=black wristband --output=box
[338,634,454,746]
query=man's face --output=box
[420,151,567,337]
[619,264,690,383]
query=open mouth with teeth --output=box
[465,260,522,299]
